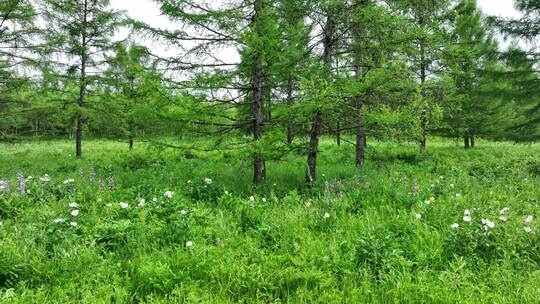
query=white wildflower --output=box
[323,212,330,219]
[106,203,112,208]
[463,216,472,222]
[451,223,459,229]
[482,219,495,230]
[70,221,78,227]
[40,174,51,182]
[71,209,79,217]
[415,213,422,220]
[152,197,157,202]
[164,191,174,199]
[63,179,75,185]
[249,196,255,202]
[204,178,213,185]
[186,240,193,248]
[180,210,187,215]
[500,207,510,215]
[53,218,65,224]
[68,202,78,208]
[499,215,508,222]
[524,227,533,233]
[464,209,471,217]
[119,202,129,209]
[525,215,534,225]
[138,198,145,207]
[262,198,267,203]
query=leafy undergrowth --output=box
[0,138,540,303]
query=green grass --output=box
[1,138,540,303]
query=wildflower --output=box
[524,227,533,233]
[106,203,112,208]
[187,180,192,184]
[415,213,422,220]
[364,181,370,192]
[119,202,129,209]
[68,202,78,208]
[456,193,462,198]
[412,179,418,196]
[262,198,267,203]
[53,218,65,224]
[99,178,105,192]
[71,210,79,217]
[424,200,431,205]
[440,176,444,180]
[26,176,33,181]
[429,196,436,203]
[180,210,187,216]
[108,176,115,191]
[464,209,471,216]
[499,215,508,222]
[0,180,10,193]
[500,207,510,215]
[204,178,212,185]
[40,174,51,182]
[63,179,75,185]
[164,191,174,199]
[482,219,495,230]
[138,198,145,207]
[152,197,157,202]
[70,221,78,227]
[249,196,255,202]
[450,183,455,188]
[186,240,193,248]
[88,166,95,182]
[431,184,435,188]
[79,168,84,179]
[323,212,330,219]
[451,223,459,229]
[224,190,229,195]
[16,173,25,195]
[0,221,3,226]
[525,215,534,225]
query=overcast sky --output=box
[109,0,526,59]
[111,0,522,27]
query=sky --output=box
[109,0,526,59]
[111,0,522,27]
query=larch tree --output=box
[40,0,123,158]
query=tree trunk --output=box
[418,12,428,153]
[129,135,134,151]
[286,79,294,145]
[336,121,341,146]
[353,0,367,167]
[470,135,475,148]
[464,136,470,149]
[252,0,265,184]
[306,112,322,184]
[76,0,88,159]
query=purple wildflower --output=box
[17,173,26,195]
[79,168,84,179]
[88,166,95,182]
[99,178,105,193]
[0,180,9,194]
[412,179,418,196]
[108,175,115,191]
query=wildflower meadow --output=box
[1,138,539,303]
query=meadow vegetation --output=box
[1,138,540,303]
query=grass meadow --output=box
[1,138,540,303]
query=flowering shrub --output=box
[184,178,221,203]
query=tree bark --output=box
[252,0,265,184]
[286,79,294,145]
[306,112,322,184]
[419,39,427,153]
[129,135,133,151]
[336,121,341,146]
[470,135,475,148]
[353,0,367,167]
[76,0,88,159]
[464,136,470,149]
